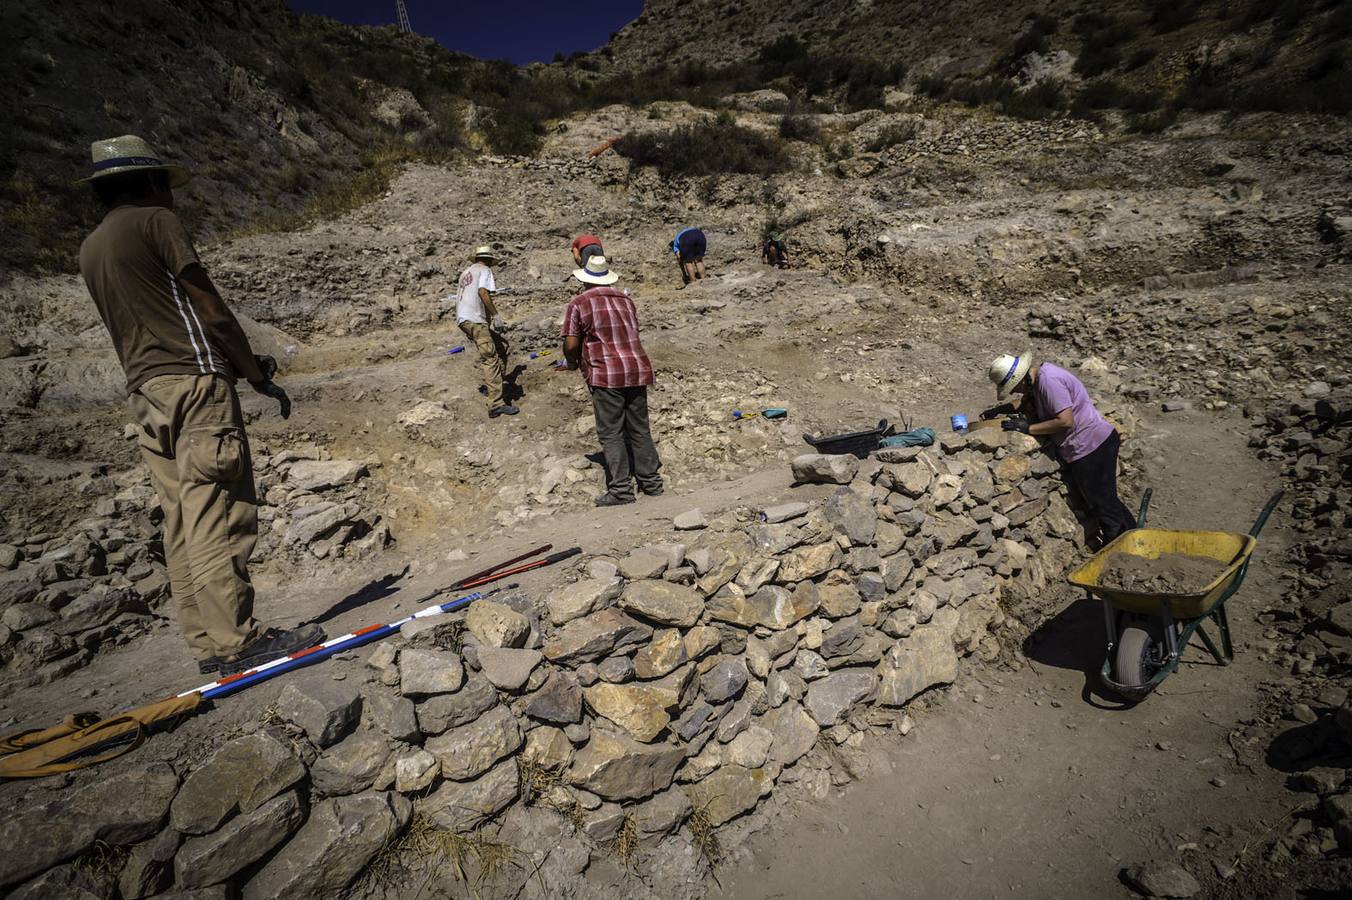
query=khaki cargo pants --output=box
[459,320,509,409]
[129,373,262,660]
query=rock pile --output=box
[0,446,391,690]
[1,423,1092,897]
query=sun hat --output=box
[472,245,498,262]
[77,135,191,186]
[988,352,1032,400]
[573,255,620,286]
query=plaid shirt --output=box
[561,287,655,389]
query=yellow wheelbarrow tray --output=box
[1065,488,1283,701]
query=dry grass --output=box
[686,797,723,868]
[357,810,526,899]
[74,840,130,881]
[516,755,561,804]
[609,812,640,870]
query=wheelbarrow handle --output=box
[1136,487,1154,529]
[1249,490,1284,538]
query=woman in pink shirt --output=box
[984,353,1136,547]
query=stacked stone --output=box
[0,450,391,689]
[0,429,1082,897]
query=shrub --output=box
[1125,47,1158,70]
[1127,108,1179,134]
[864,120,920,152]
[1071,79,1161,117]
[1074,44,1121,77]
[1004,80,1065,119]
[1150,0,1198,33]
[616,122,791,177]
[778,113,820,142]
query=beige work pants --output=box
[128,374,261,659]
[459,321,509,409]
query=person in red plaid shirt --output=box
[561,255,663,507]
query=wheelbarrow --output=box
[1065,488,1283,701]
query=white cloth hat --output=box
[78,134,191,186]
[989,352,1031,400]
[573,255,620,286]
[472,245,498,262]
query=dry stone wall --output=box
[1,426,1092,898]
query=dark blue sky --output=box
[287,1,645,64]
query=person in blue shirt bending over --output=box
[672,227,706,288]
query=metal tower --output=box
[395,0,412,33]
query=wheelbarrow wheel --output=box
[1115,619,1163,697]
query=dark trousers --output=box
[1064,430,1136,546]
[592,386,662,500]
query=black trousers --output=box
[1064,430,1136,546]
[592,386,662,499]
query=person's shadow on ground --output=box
[504,364,527,405]
[306,567,408,626]
[1024,597,1139,709]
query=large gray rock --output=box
[524,669,583,723]
[175,790,304,889]
[425,705,522,781]
[583,682,677,742]
[118,828,181,899]
[687,765,766,825]
[761,501,810,524]
[419,757,520,832]
[701,657,749,703]
[0,566,42,612]
[542,609,651,665]
[618,548,669,580]
[1122,861,1201,898]
[276,674,362,748]
[0,763,179,887]
[548,578,623,625]
[395,750,439,793]
[876,621,959,707]
[634,629,689,678]
[792,453,859,485]
[287,459,366,492]
[310,730,393,797]
[825,487,876,546]
[706,582,818,630]
[776,543,841,583]
[398,648,465,697]
[416,672,497,734]
[804,668,878,726]
[820,619,865,660]
[170,733,305,834]
[763,701,819,765]
[476,646,542,691]
[7,864,107,900]
[243,791,411,900]
[619,580,703,627]
[633,789,692,839]
[568,728,686,801]
[362,687,419,743]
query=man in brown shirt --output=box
[78,135,322,675]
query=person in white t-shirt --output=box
[454,245,516,417]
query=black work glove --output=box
[1002,415,1030,434]
[250,355,291,419]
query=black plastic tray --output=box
[801,419,893,458]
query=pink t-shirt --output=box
[1031,363,1115,462]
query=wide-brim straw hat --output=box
[573,255,620,286]
[989,352,1032,400]
[472,245,498,262]
[77,135,191,186]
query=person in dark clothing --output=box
[762,231,789,268]
[983,352,1137,547]
[672,227,706,286]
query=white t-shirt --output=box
[455,263,496,324]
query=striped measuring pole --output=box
[181,587,510,702]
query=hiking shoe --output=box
[220,624,326,676]
[594,493,635,507]
[478,385,488,396]
[640,486,664,497]
[489,405,520,418]
[198,656,223,675]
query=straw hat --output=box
[573,255,620,286]
[988,352,1032,400]
[77,135,191,186]
[472,245,498,263]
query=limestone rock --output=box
[287,459,366,492]
[542,609,651,665]
[523,725,575,772]
[466,599,530,649]
[477,646,542,691]
[673,509,707,530]
[763,700,819,765]
[0,763,179,887]
[584,682,678,742]
[175,791,303,889]
[548,578,623,625]
[171,733,305,834]
[792,453,860,485]
[701,656,749,703]
[820,618,864,660]
[276,674,362,748]
[634,629,689,678]
[776,543,841,583]
[117,827,180,900]
[395,750,439,793]
[804,668,878,726]
[362,687,419,743]
[725,725,775,768]
[761,501,809,524]
[687,765,766,825]
[825,487,876,546]
[568,728,686,801]
[398,648,465,697]
[634,789,692,838]
[620,580,703,627]
[416,672,497,733]
[311,730,392,797]
[818,570,861,618]
[887,461,932,498]
[425,705,523,781]
[1122,861,1201,898]
[244,791,411,899]
[877,621,959,706]
[683,625,723,660]
[524,669,584,724]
